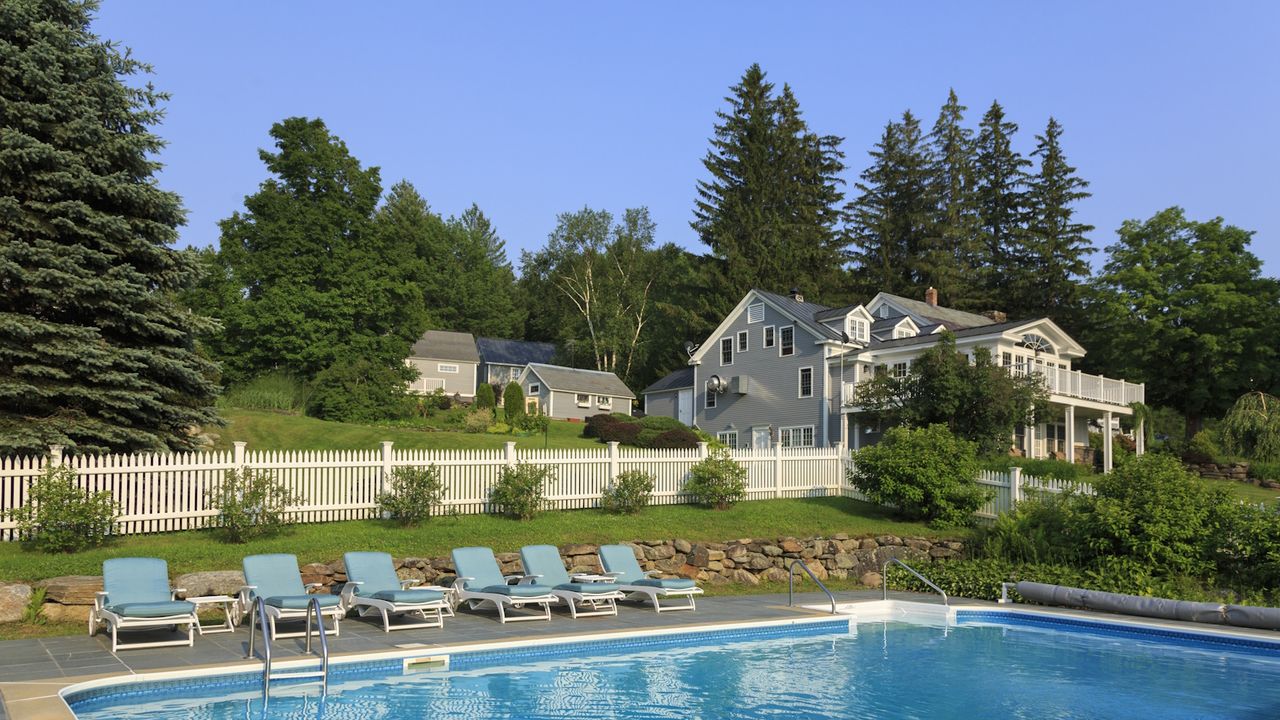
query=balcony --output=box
[841,364,1144,409]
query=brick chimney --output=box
[924,287,938,307]
[789,287,804,303]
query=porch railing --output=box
[841,365,1143,408]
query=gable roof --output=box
[476,337,557,367]
[409,330,480,363]
[642,367,694,394]
[863,318,1089,355]
[525,363,636,399]
[871,293,996,330]
[752,290,843,342]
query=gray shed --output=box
[518,363,635,421]
[405,330,480,398]
[641,367,694,425]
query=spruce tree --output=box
[1022,117,1094,324]
[973,101,1031,313]
[847,112,935,299]
[693,64,846,311]
[926,90,982,308]
[0,0,219,455]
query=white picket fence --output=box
[0,442,1089,540]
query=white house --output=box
[643,287,1145,471]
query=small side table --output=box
[571,574,617,584]
[186,595,238,635]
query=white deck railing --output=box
[842,365,1143,408]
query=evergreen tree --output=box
[692,64,846,312]
[216,118,426,381]
[0,0,219,454]
[847,111,935,298]
[1021,117,1094,325]
[926,90,982,308]
[448,205,523,337]
[973,101,1031,313]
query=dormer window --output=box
[847,317,868,343]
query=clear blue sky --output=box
[94,1,1279,277]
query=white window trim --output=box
[779,425,815,448]
[798,366,813,398]
[718,430,738,447]
[779,325,795,357]
[763,325,775,348]
[575,393,591,408]
[720,337,734,366]
[438,363,459,373]
[596,395,612,409]
[747,303,765,324]
[737,330,748,353]
[704,381,717,409]
[529,383,540,395]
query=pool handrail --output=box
[787,559,837,614]
[882,557,948,606]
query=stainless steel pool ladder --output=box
[246,596,330,704]
[882,557,948,606]
[787,559,838,614]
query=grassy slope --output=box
[212,408,602,451]
[0,497,951,583]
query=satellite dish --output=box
[841,330,851,344]
[707,374,727,394]
[683,341,699,358]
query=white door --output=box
[752,426,771,449]
[677,389,693,426]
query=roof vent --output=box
[789,287,804,303]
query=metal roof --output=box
[875,293,996,329]
[476,337,557,366]
[642,367,694,394]
[525,363,636,399]
[867,319,1029,349]
[753,289,843,341]
[408,330,480,363]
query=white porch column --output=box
[1103,410,1114,473]
[1023,423,1035,459]
[852,421,861,452]
[1064,406,1076,464]
[840,413,849,449]
[1136,417,1146,456]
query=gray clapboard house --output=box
[476,337,558,387]
[405,330,480,399]
[643,287,1147,471]
[518,363,635,421]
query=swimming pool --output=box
[65,607,1280,719]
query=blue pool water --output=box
[69,614,1280,719]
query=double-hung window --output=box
[779,426,814,448]
[779,326,794,357]
[705,381,717,408]
[576,393,591,407]
[763,325,775,348]
[529,383,540,394]
[891,362,909,379]
[720,337,734,366]
[597,395,612,409]
[737,330,748,353]
[798,367,813,398]
[717,430,738,447]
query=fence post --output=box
[774,441,784,499]
[233,441,246,468]
[380,441,394,494]
[505,441,517,468]
[48,444,64,468]
[1009,466,1022,508]
[834,442,846,494]
[607,441,619,485]
[697,442,708,459]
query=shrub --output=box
[584,413,629,439]
[207,467,298,543]
[975,492,1088,565]
[377,465,447,526]
[635,428,663,447]
[638,415,685,432]
[1249,461,1280,481]
[307,357,415,422]
[6,464,116,553]
[219,372,311,413]
[601,470,655,514]
[463,407,493,433]
[490,462,553,519]
[1221,391,1280,462]
[515,411,549,434]
[503,382,525,423]
[685,448,747,509]
[598,421,642,446]
[475,383,496,410]
[1181,429,1221,464]
[426,388,453,411]
[850,424,986,526]
[980,457,1094,482]
[650,428,700,449]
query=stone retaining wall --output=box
[1184,461,1280,488]
[1,534,964,624]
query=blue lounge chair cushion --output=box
[264,594,341,610]
[243,554,308,601]
[371,589,445,604]
[103,558,174,607]
[344,552,412,597]
[452,547,508,590]
[598,544,648,584]
[107,600,195,618]
[555,582,618,595]
[480,584,554,598]
[519,545,573,586]
[632,577,697,590]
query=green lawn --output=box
[1211,478,1280,504]
[212,408,602,451]
[0,497,954,584]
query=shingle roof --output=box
[642,367,694,394]
[753,289,842,341]
[476,337,557,367]
[408,330,480,363]
[867,319,1028,350]
[876,293,995,329]
[526,363,636,399]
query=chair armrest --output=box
[171,588,187,600]
[452,576,474,591]
[400,579,422,589]
[95,591,109,610]
[513,574,542,585]
[644,570,663,578]
[304,583,324,592]
[503,573,530,585]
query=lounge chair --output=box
[339,552,451,632]
[238,554,343,639]
[599,544,703,612]
[450,546,559,623]
[520,545,626,619]
[90,557,199,652]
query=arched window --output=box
[1017,333,1055,355]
